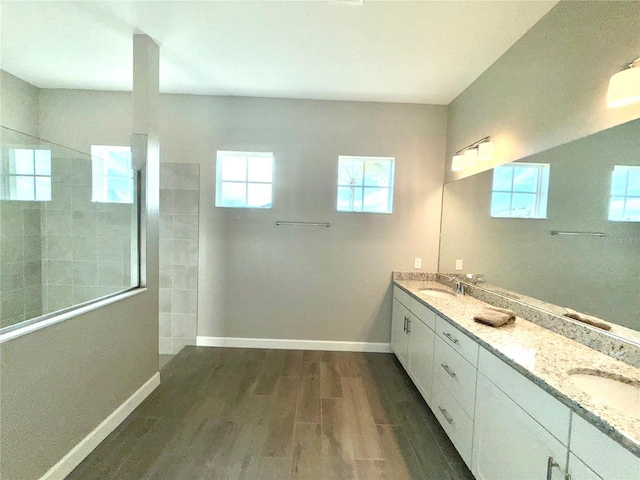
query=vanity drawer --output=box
[410,297,436,330]
[393,285,411,309]
[433,376,474,467]
[436,316,479,367]
[434,336,477,418]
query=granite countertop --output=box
[393,279,640,458]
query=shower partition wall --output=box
[0,127,140,332]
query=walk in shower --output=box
[0,126,140,333]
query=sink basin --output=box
[569,369,640,419]
[419,288,456,299]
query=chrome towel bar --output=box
[550,231,608,237]
[276,221,330,227]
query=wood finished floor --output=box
[67,347,475,480]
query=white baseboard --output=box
[40,371,161,480]
[196,336,392,353]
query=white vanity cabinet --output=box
[473,347,571,480]
[391,287,411,368]
[392,287,437,403]
[568,413,640,480]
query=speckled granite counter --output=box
[393,278,640,458]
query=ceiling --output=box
[0,1,558,105]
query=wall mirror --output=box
[439,118,640,341]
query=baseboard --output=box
[196,336,392,353]
[40,371,161,480]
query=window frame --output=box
[608,165,640,222]
[490,162,550,219]
[215,150,274,209]
[91,145,135,204]
[336,155,395,214]
[1,147,52,201]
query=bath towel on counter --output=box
[474,306,516,328]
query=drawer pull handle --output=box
[443,332,459,344]
[407,318,411,333]
[546,457,559,480]
[403,316,408,333]
[440,363,457,378]
[438,406,454,424]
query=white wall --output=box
[0,70,40,136]
[159,95,447,343]
[445,1,640,183]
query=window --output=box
[1,148,52,201]
[491,163,550,218]
[609,165,640,222]
[215,151,273,208]
[337,156,395,213]
[91,145,134,203]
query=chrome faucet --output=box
[449,276,465,295]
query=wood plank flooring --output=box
[67,347,475,480]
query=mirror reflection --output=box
[440,119,640,334]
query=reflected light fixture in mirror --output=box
[451,136,493,171]
[607,57,640,108]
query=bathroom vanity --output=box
[391,273,640,480]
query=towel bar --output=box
[550,231,608,237]
[276,221,330,227]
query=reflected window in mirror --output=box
[91,145,134,204]
[1,148,52,201]
[337,156,395,214]
[608,165,640,222]
[215,151,274,208]
[491,163,550,219]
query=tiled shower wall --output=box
[41,157,135,312]
[159,163,200,354]
[0,202,43,327]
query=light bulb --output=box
[607,66,640,108]
[463,148,478,167]
[478,141,493,161]
[452,154,464,172]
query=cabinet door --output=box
[473,373,568,480]
[408,313,435,405]
[391,298,410,367]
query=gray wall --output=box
[159,95,447,343]
[445,1,640,183]
[440,120,640,330]
[0,68,159,479]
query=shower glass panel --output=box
[0,127,140,333]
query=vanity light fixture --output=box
[452,154,465,171]
[451,136,493,171]
[607,57,640,108]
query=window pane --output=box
[492,167,513,191]
[609,197,625,221]
[337,186,363,211]
[611,169,628,196]
[513,166,538,193]
[511,193,536,217]
[35,176,51,201]
[623,198,640,221]
[106,152,131,177]
[247,183,272,208]
[363,187,390,213]
[248,156,273,183]
[490,193,512,217]
[221,155,247,181]
[219,182,246,207]
[627,170,640,196]
[364,161,391,187]
[13,149,34,175]
[338,159,364,187]
[34,150,52,175]
[14,176,35,200]
[106,178,133,203]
